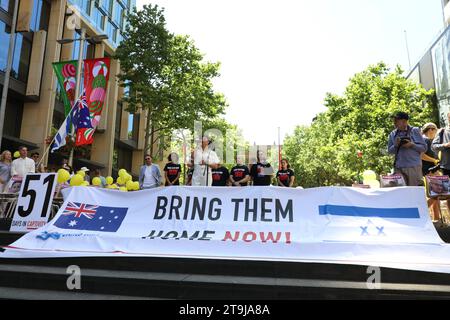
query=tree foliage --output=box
[115,4,227,158]
[283,63,437,188]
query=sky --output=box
[137,0,445,145]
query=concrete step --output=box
[1,263,450,299]
[0,286,159,300]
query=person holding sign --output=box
[189,136,219,187]
[276,159,295,187]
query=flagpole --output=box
[68,28,86,168]
[37,98,79,168]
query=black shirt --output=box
[250,162,273,186]
[230,165,250,186]
[164,163,181,186]
[422,136,438,175]
[276,169,295,187]
[212,166,230,187]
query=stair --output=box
[1,257,450,299]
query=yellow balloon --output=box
[133,181,140,191]
[363,170,377,182]
[77,170,86,178]
[118,169,127,178]
[70,174,84,186]
[13,151,20,158]
[57,169,70,184]
[106,176,113,185]
[119,187,128,192]
[124,173,132,182]
[126,180,134,190]
[81,181,90,187]
[92,177,101,186]
[117,176,125,185]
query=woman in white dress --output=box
[189,137,219,186]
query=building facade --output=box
[407,20,450,127]
[0,0,152,178]
[444,0,450,26]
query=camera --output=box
[399,137,411,146]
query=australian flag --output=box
[70,91,92,131]
[54,202,128,232]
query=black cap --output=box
[393,112,409,120]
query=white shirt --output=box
[192,147,219,186]
[142,164,161,188]
[11,157,35,178]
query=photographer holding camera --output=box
[388,112,427,186]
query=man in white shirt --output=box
[189,136,219,186]
[11,146,35,179]
[139,155,162,189]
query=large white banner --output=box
[2,186,450,274]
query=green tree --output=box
[115,4,227,158]
[284,62,436,188]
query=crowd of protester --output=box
[388,111,450,225]
[138,136,296,189]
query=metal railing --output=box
[0,194,64,232]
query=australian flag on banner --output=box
[54,202,128,232]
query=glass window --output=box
[29,0,51,31]
[92,5,105,30]
[0,20,9,72]
[4,97,23,137]
[127,113,133,139]
[30,0,42,31]
[0,0,9,12]
[39,0,51,31]
[12,34,32,82]
[113,27,117,43]
[115,101,122,139]
[113,2,123,26]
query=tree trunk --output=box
[144,107,152,156]
[149,126,155,159]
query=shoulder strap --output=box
[439,128,445,144]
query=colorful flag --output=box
[52,61,78,116]
[53,202,128,232]
[50,116,71,153]
[70,90,96,146]
[78,57,111,146]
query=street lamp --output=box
[57,29,108,167]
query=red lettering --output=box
[222,231,240,242]
[243,232,257,242]
[259,232,282,243]
[285,232,291,244]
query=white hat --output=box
[80,167,90,172]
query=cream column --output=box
[20,0,66,162]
